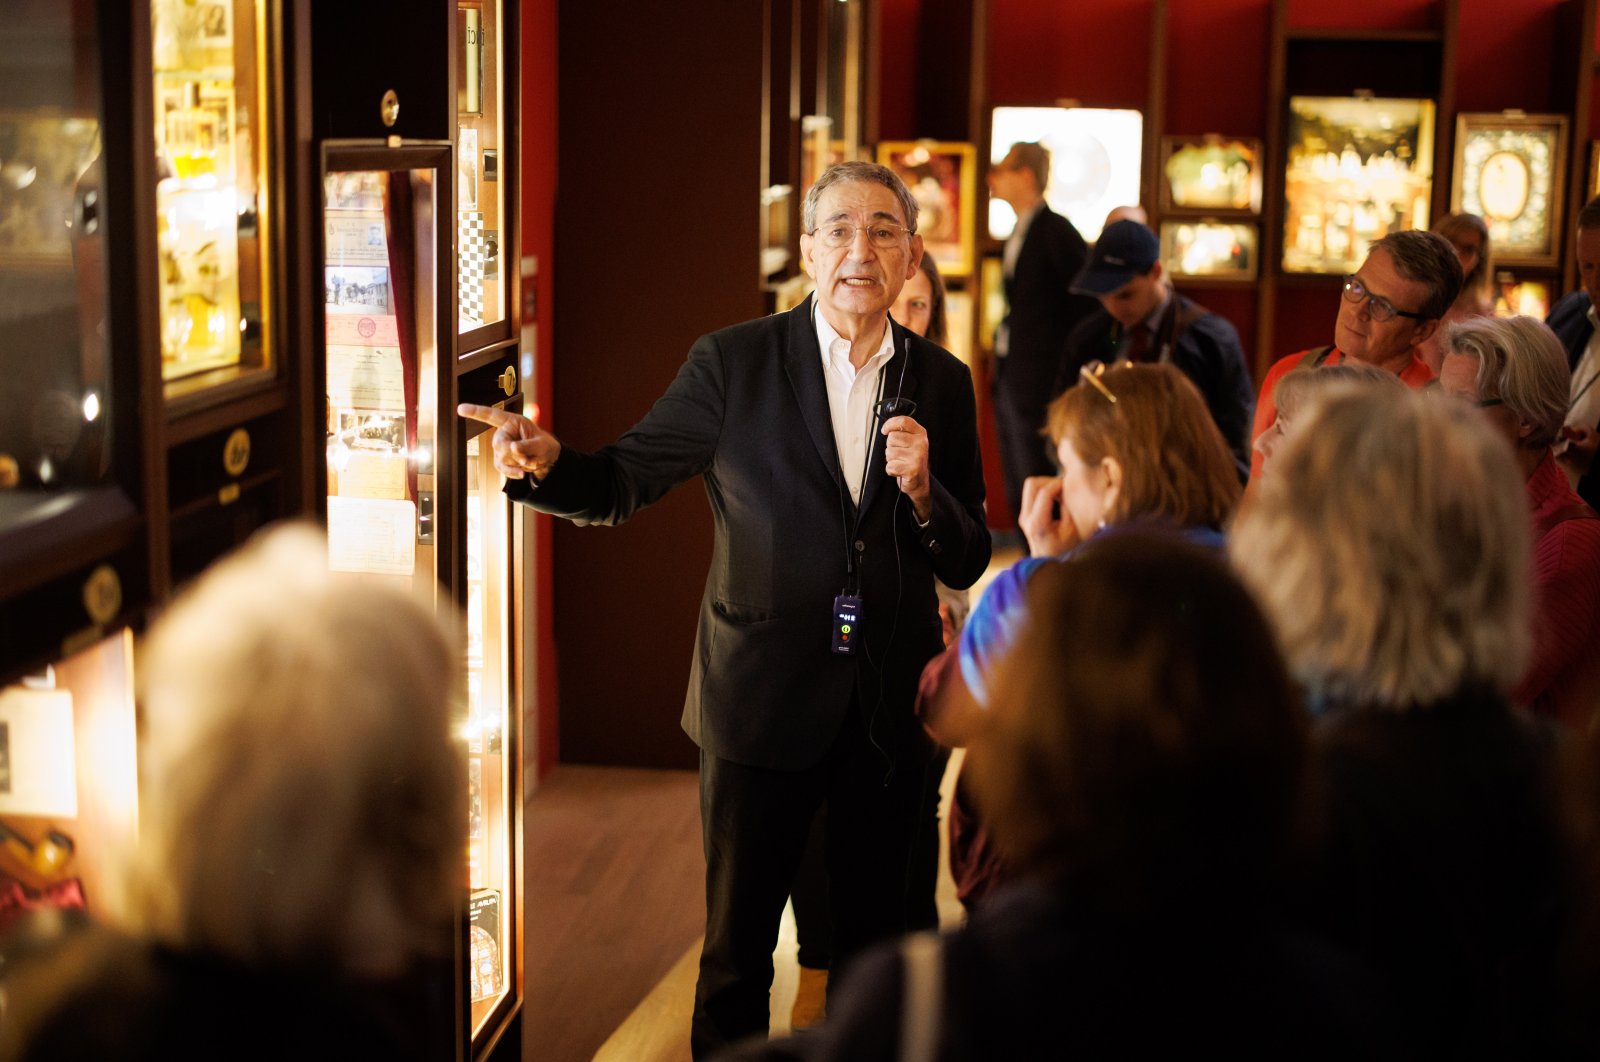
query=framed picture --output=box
[1451,113,1568,268]
[943,289,974,367]
[977,255,1005,354]
[1589,142,1600,200]
[1159,220,1258,281]
[1491,268,1553,319]
[876,140,977,277]
[988,106,1144,243]
[1160,136,1262,215]
[1282,95,1436,275]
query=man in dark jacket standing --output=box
[988,141,1097,530]
[1545,194,1600,510]
[459,162,990,1058]
[1060,220,1255,479]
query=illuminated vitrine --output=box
[321,136,523,1059]
[151,0,274,396]
[457,0,507,338]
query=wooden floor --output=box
[523,754,968,1061]
[522,766,705,1062]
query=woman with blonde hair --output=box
[1231,386,1575,1057]
[0,524,466,1060]
[928,361,1241,911]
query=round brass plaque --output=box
[82,564,122,626]
[223,427,251,477]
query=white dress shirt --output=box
[1568,304,1600,434]
[814,304,895,505]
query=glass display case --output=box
[151,0,273,397]
[1281,96,1435,276]
[464,433,515,1036]
[987,106,1144,243]
[458,0,506,337]
[0,633,138,933]
[322,161,443,600]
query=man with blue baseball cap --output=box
[1060,219,1255,480]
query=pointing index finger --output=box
[457,403,530,431]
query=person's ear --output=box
[906,234,925,280]
[1517,419,1537,442]
[1411,317,1440,346]
[799,232,816,280]
[1099,456,1123,523]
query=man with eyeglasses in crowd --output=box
[459,161,990,1057]
[1249,229,1463,479]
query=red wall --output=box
[522,0,557,778]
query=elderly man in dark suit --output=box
[987,141,1097,535]
[1546,195,1600,510]
[460,162,990,1057]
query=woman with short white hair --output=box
[0,524,466,1060]
[1436,314,1600,726]
[1231,385,1575,1058]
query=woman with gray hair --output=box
[1231,386,1576,1058]
[0,524,467,1060]
[1437,314,1600,727]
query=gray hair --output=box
[1272,361,1402,423]
[1443,315,1571,449]
[1231,387,1530,708]
[1371,229,1464,321]
[803,161,919,234]
[122,523,466,977]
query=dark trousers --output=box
[788,743,949,972]
[991,379,1056,531]
[691,703,940,1058]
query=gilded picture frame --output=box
[1159,220,1259,282]
[1159,136,1262,216]
[875,140,978,278]
[1451,112,1568,269]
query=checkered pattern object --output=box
[459,211,486,325]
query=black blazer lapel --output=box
[783,295,844,490]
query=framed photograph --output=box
[988,106,1143,243]
[876,140,977,277]
[1282,95,1436,275]
[1159,220,1258,282]
[1451,113,1568,268]
[1491,268,1553,319]
[1160,136,1262,215]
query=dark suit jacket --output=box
[1061,295,1256,480]
[1546,290,1600,509]
[508,297,990,771]
[996,205,1096,404]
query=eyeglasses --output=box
[1341,275,1427,323]
[809,220,913,251]
[1079,359,1119,404]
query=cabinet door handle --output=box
[498,365,517,397]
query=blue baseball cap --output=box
[1071,220,1161,295]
